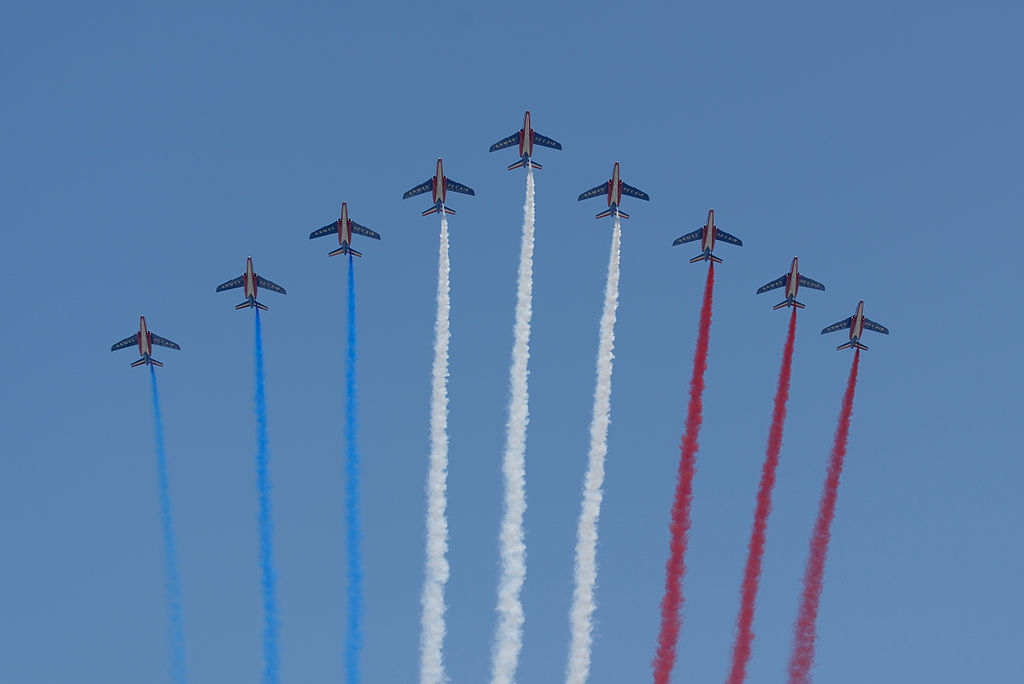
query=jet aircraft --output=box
[489,110,562,170]
[672,209,743,263]
[577,162,649,219]
[821,300,889,350]
[216,256,286,311]
[403,158,475,216]
[309,202,381,257]
[111,315,180,367]
[756,257,825,309]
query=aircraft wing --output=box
[111,334,138,351]
[445,178,475,196]
[620,182,650,201]
[150,333,181,350]
[798,275,825,291]
[863,318,890,335]
[531,131,562,150]
[821,317,853,335]
[351,221,381,241]
[256,276,287,295]
[672,228,704,246]
[403,179,433,199]
[714,228,743,246]
[577,183,607,201]
[215,275,244,292]
[309,221,339,240]
[756,275,787,294]
[489,132,521,152]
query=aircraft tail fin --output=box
[836,340,868,351]
[235,299,267,311]
[596,208,628,220]
[774,299,804,310]
[132,356,161,368]
[329,245,361,258]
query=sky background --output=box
[2,1,1022,682]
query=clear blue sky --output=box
[2,2,1021,682]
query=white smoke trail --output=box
[420,211,452,684]
[566,215,622,684]
[491,169,537,684]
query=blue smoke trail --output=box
[345,253,364,683]
[148,365,187,684]
[254,311,280,684]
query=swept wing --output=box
[672,228,704,246]
[256,276,286,295]
[821,317,853,334]
[403,180,433,199]
[111,334,139,351]
[798,275,825,291]
[445,179,475,196]
[756,275,788,294]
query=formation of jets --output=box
[112,110,889,366]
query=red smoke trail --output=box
[787,350,861,684]
[725,308,798,684]
[652,264,715,684]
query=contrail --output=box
[566,213,622,684]
[652,263,716,684]
[148,365,187,684]
[491,169,536,684]
[787,350,861,684]
[254,311,280,684]
[420,211,452,684]
[726,308,798,684]
[345,254,364,684]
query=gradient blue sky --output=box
[2,2,1021,682]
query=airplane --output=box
[577,162,649,219]
[111,315,180,367]
[309,202,381,257]
[489,110,562,170]
[671,209,743,263]
[215,256,286,311]
[403,158,475,216]
[756,257,825,309]
[821,300,889,350]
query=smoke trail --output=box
[652,263,716,684]
[491,169,536,684]
[726,307,798,684]
[254,311,281,684]
[787,350,860,684]
[420,211,452,684]
[345,253,364,684]
[148,365,187,684]
[566,214,622,684]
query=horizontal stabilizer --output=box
[596,208,628,219]
[330,245,361,257]
[508,159,526,170]
[690,253,722,264]
[774,299,805,310]
[836,340,868,351]
[530,160,542,169]
[131,357,147,367]
[444,206,456,215]
[421,206,440,216]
